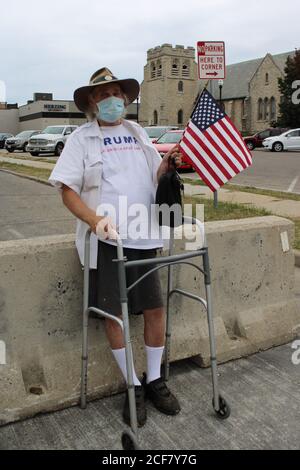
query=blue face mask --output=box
[97,96,125,123]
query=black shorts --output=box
[88,241,164,316]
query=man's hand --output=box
[157,144,183,180]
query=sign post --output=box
[197,41,226,208]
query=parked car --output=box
[5,130,41,153]
[26,125,78,156]
[0,133,14,149]
[243,128,289,150]
[262,128,300,152]
[144,125,179,143]
[153,129,193,171]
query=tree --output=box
[277,49,300,127]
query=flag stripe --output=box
[180,140,220,191]
[189,121,238,177]
[205,124,245,172]
[182,135,225,186]
[224,115,253,161]
[217,120,250,167]
[211,123,248,170]
[185,126,231,182]
[223,116,252,164]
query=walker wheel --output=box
[212,395,231,420]
[121,430,140,450]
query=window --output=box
[151,62,156,79]
[182,62,190,77]
[265,73,269,85]
[270,97,276,120]
[286,130,300,137]
[257,98,263,120]
[171,60,179,76]
[263,98,269,120]
[258,130,270,140]
[153,110,158,125]
[178,109,183,125]
[178,81,183,92]
[157,61,162,77]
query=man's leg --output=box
[143,307,181,415]
[105,316,140,386]
[105,316,146,427]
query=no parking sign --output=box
[197,41,225,80]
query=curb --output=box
[0,168,51,187]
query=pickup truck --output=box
[26,125,78,156]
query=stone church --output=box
[139,44,295,134]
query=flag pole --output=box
[208,79,219,208]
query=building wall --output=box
[0,109,19,134]
[139,44,198,128]
[249,54,283,133]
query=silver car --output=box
[26,125,78,156]
[5,130,41,153]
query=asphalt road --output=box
[185,148,300,194]
[0,171,76,241]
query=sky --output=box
[0,0,299,105]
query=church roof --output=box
[208,50,295,100]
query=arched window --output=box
[178,109,183,125]
[151,62,156,79]
[270,97,276,120]
[153,110,158,125]
[178,81,183,92]
[263,97,269,120]
[257,98,263,120]
[265,73,269,85]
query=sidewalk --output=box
[0,154,54,170]
[184,182,300,219]
[1,342,299,450]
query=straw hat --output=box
[73,67,140,112]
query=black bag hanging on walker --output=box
[155,158,184,228]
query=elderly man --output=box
[49,67,183,427]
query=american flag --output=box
[179,89,252,191]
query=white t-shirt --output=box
[97,123,163,249]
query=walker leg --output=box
[164,227,174,382]
[81,233,91,409]
[81,308,89,409]
[203,249,220,409]
[117,249,139,442]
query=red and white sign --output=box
[197,41,225,80]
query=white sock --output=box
[111,347,141,386]
[145,345,164,384]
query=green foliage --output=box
[277,49,300,127]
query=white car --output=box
[26,125,78,156]
[262,128,300,152]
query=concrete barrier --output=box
[0,216,299,425]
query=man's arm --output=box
[61,184,104,234]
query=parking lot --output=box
[185,148,300,194]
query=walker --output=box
[80,216,230,450]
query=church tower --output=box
[139,44,198,128]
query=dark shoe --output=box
[123,385,147,427]
[144,376,181,415]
